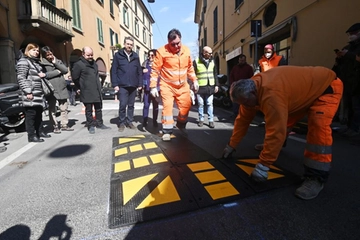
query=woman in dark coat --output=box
[17,43,50,142]
[41,46,73,133]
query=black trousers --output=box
[25,106,43,138]
[84,102,103,128]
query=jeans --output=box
[118,87,136,126]
[142,90,159,122]
[196,93,214,122]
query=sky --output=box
[142,0,199,57]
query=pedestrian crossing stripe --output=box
[114,153,168,173]
[235,158,285,180]
[118,135,146,144]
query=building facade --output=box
[195,0,360,78]
[0,0,154,85]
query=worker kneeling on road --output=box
[222,66,343,200]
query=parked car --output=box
[101,82,116,100]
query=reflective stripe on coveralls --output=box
[304,78,343,171]
[196,58,215,86]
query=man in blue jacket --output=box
[111,37,143,132]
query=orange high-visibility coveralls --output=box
[258,52,284,72]
[229,66,343,176]
[150,44,197,134]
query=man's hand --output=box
[214,86,219,93]
[222,144,235,159]
[150,88,159,98]
[193,80,199,92]
[114,86,119,92]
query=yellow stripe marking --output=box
[237,159,282,171]
[236,164,284,180]
[130,144,143,152]
[143,142,157,149]
[114,161,131,173]
[133,156,150,168]
[195,170,225,184]
[149,153,167,164]
[115,147,128,157]
[204,182,239,200]
[187,162,214,172]
[118,135,146,144]
[122,173,158,205]
[136,176,181,209]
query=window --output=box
[142,12,145,23]
[136,46,140,55]
[110,0,114,15]
[143,28,147,44]
[123,6,129,27]
[97,18,104,44]
[71,0,82,30]
[235,0,244,9]
[135,19,139,37]
[203,0,207,13]
[134,0,138,16]
[213,7,218,44]
[97,0,104,4]
[110,28,119,46]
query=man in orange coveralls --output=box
[222,66,343,200]
[150,29,199,141]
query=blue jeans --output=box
[118,87,136,126]
[196,93,214,122]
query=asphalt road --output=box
[0,99,359,240]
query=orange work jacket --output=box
[150,44,197,88]
[258,53,283,72]
[229,66,337,163]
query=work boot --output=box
[198,121,204,127]
[250,163,269,182]
[295,177,324,200]
[162,133,171,141]
[176,122,188,137]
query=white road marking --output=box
[0,143,36,170]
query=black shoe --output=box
[153,121,158,128]
[143,121,148,127]
[28,136,44,142]
[39,132,51,138]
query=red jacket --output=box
[229,63,254,85]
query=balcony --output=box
[18,0,74,42]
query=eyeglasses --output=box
[170,41,181,47]
[149,54,154,57]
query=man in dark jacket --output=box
[71,47,110,134]
[335,23,360,138]
[111,36,142,132]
